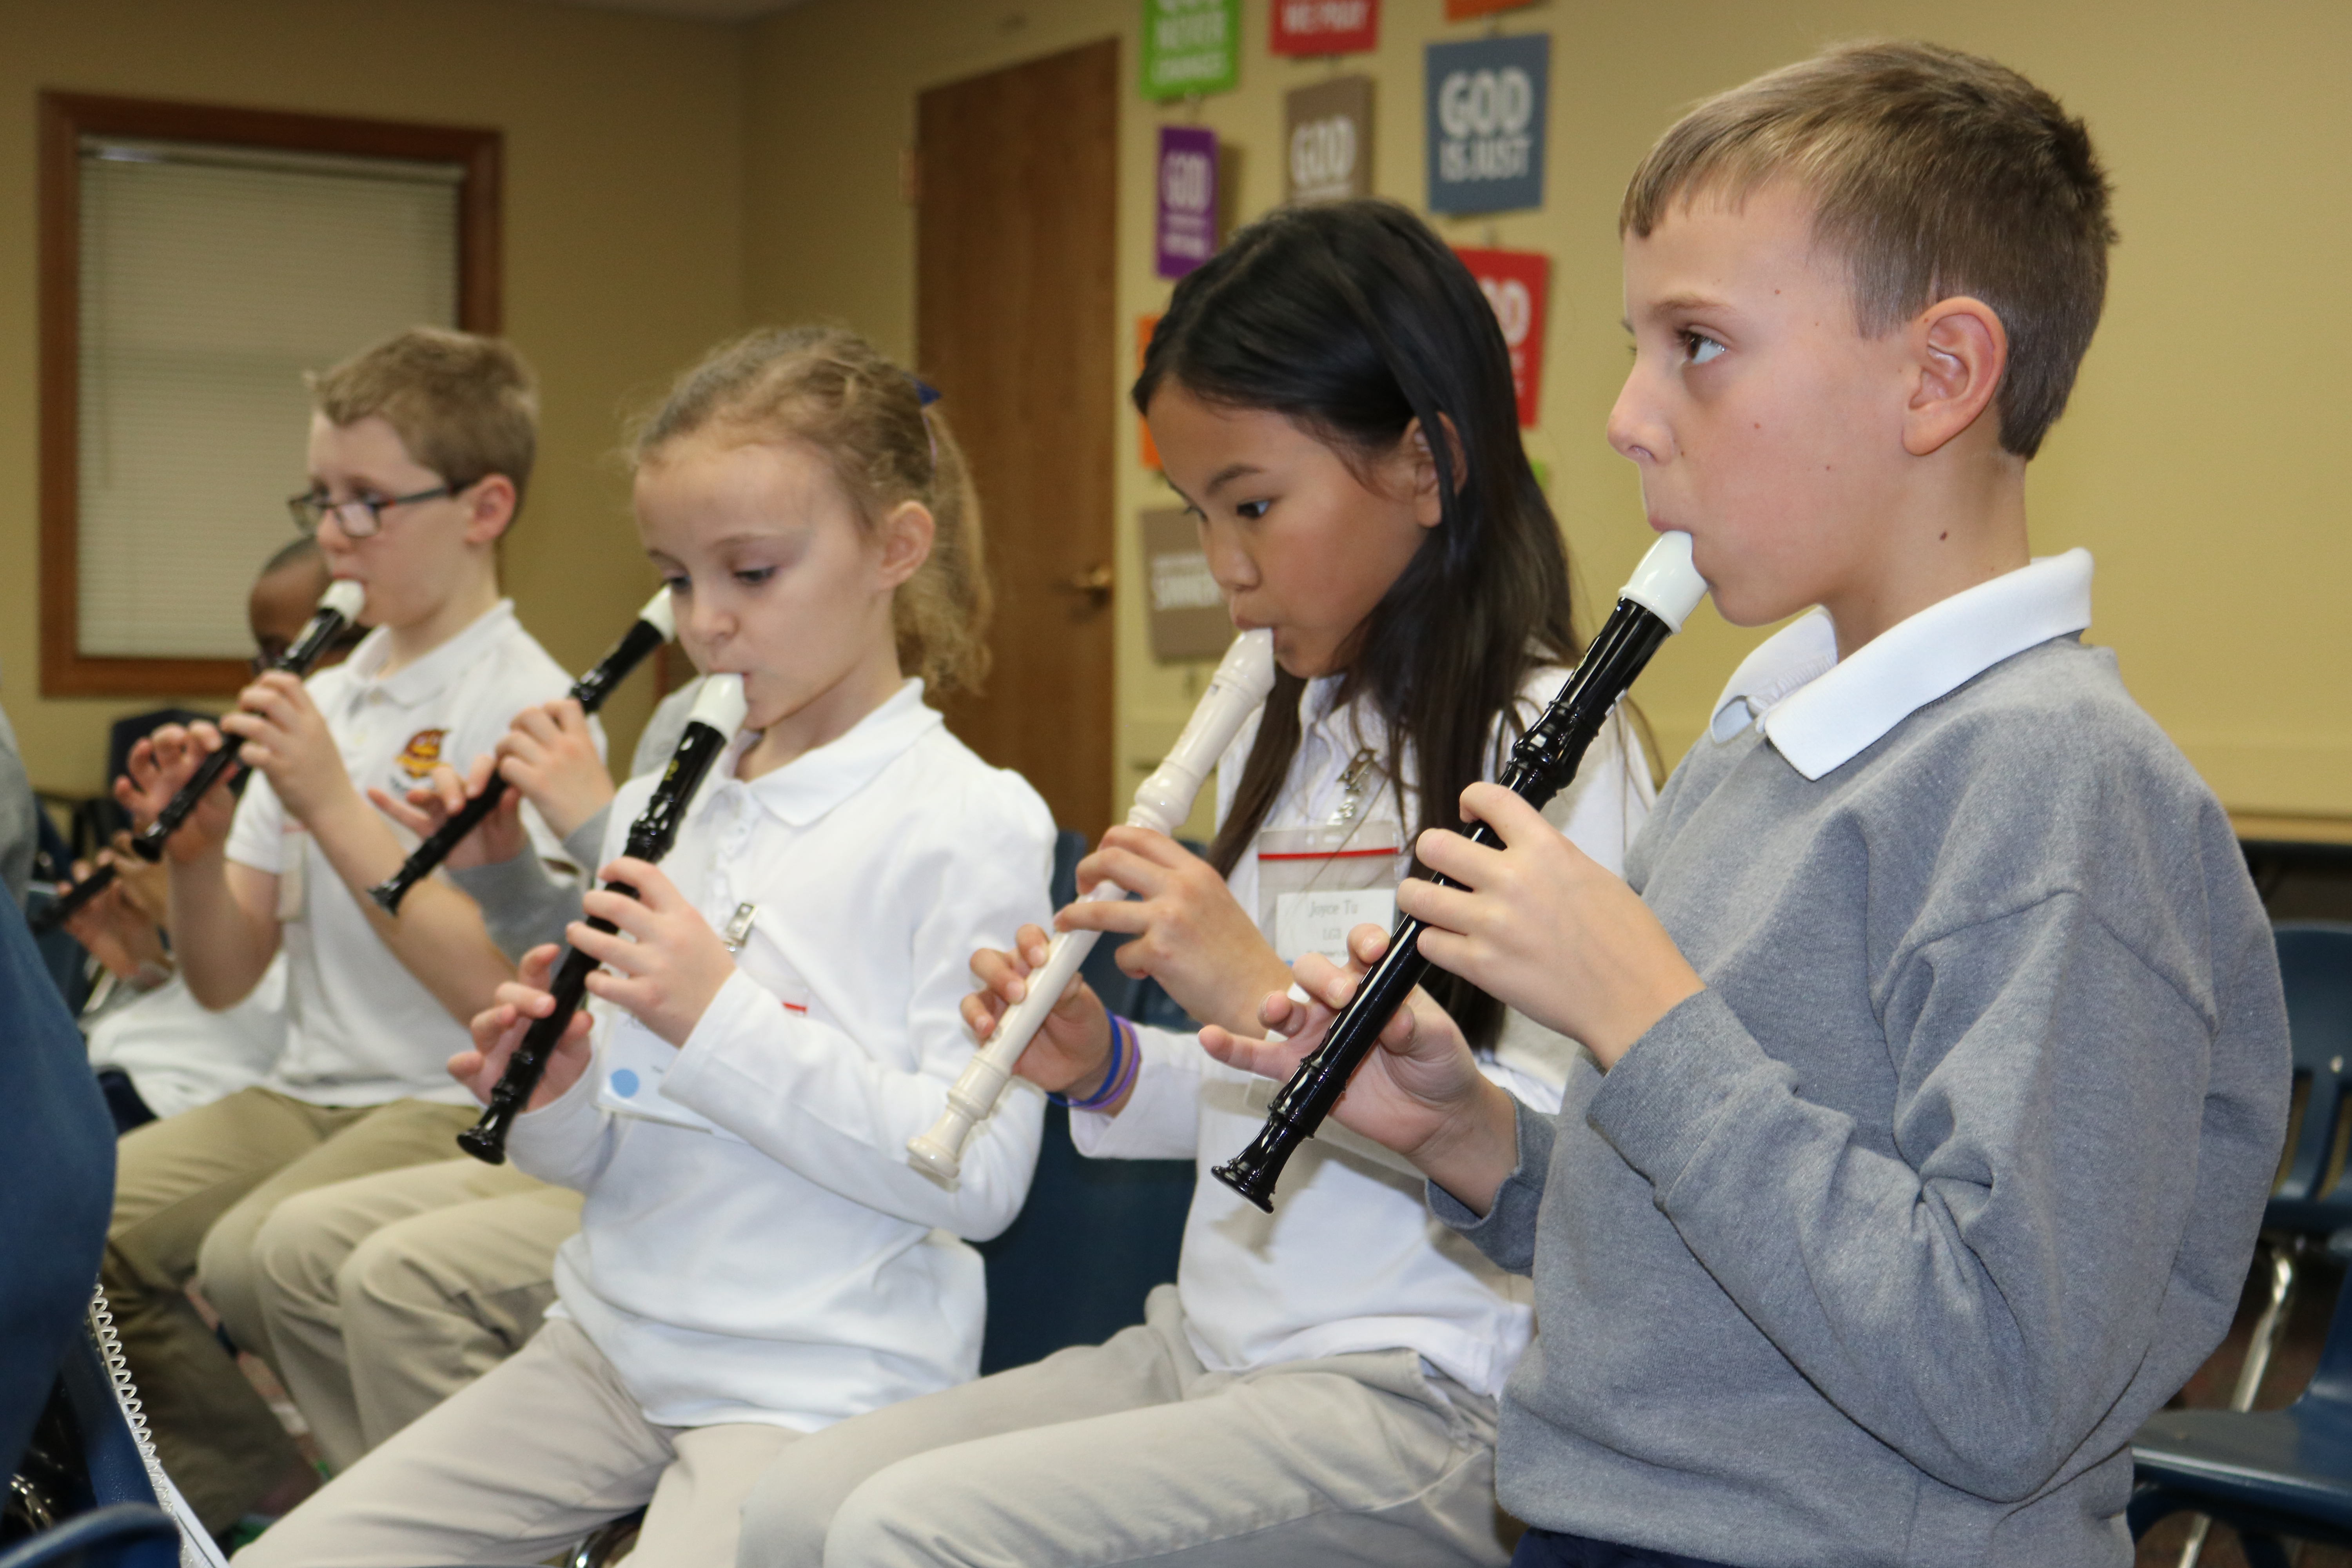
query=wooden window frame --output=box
[38,91,502,698]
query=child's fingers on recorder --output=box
[968,924,1053,1004]
[1071,826,1192,899]
[1196,1022,1314,1083]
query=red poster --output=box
[1455,249,1548,427]
[1444,0,1534,17]
[1271,0,1378,56]
[1138,315,1163,469]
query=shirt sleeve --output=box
[659,782,1056,1242]
[1066,1021,1208,1160]
[223,771,289,874]
[1583,895,2230,1502]
[447,838,583,962]
[1428,1093,1554,1276]
[503,1035,619,1193]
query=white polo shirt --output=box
[225,599,586,1106]
[508,679,1057,1430]
[1073,668,1655,1398]
[85,956,287,1121]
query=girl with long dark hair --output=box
[733,199,1652,1568]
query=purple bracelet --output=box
[1054,1015,1140,1111]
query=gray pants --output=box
[232,1317,795,1568]
[738,1285,1515,1568]
[249,1158,581,1470]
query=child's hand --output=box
[101,831,172,927]
[370,756,528,869]
[1203,920,1523,1214]
[1408,782,1704,1069]
[1056,827,1292,1034]
[495,699,613,840]
[1201,922,1489,1158]
[448,944,594,1109]
[962,924,1116,1098]
[569,858,733,1047]
[58,849,171,979]
[220,671,356,827]
[115,721,236,862]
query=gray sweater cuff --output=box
[448,840,579,962]
[1588,987,1782,1194]
[561,806,610,877]
[1427,1095,1554,1275]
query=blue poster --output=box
[1425,33,1548,215]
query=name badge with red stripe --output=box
[1257,822,1405,965]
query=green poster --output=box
[1142,0,1240,100]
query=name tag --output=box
[1275,887,1396,966]
[597,1015,740,1140]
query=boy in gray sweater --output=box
[1207,41,2290,1568]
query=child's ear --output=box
[874,501,935,590]
[1904,298,2008,457]
[464,475,519,546]
[1398,415,1466,529]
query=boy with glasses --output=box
[106,327,592,1540]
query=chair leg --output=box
[2176,1244,2303,1568]
[2234,1245,2302,1410]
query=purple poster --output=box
[1156,125,1219,279]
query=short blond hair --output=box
[308,327,539,507]
[1623,41,2115,458]
[632,326,992,695]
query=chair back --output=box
[2267,925,2352,1228]
[975,830,1196,1373]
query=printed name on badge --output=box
[1275,887,1397,966]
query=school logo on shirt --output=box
[393,729,446,782]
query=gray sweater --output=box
[1438,636,2288,1567]
[448,680,703,960]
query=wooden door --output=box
[917,39,1118,840]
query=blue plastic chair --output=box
[0,1506,180,1568]
[2132,1232,2352,1566]
[972,831,1196,1374]
[2132,922,2352,1566]
[2202,925,2352,1414]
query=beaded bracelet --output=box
[1053,1015,1140,1111]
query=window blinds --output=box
[77,138,461,659]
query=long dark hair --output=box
[1135,199,1580,1051]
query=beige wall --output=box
[0,0,747,794]
[9,0,2348,830]
[745,0,2352,833]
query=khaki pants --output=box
[232,1317,797,1568]
[103,1086,479,1532]
[249,1158,582,1471]
[737,1285,1515,1568]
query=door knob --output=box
[1054,563,1114,608]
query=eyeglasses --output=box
[285,481,465,539]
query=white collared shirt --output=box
[1074,669,1655,1397]
[225,600,588,1105]
[1709,550,2096,778]
[85,956,287,1121]
[507,679,1057,1431]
